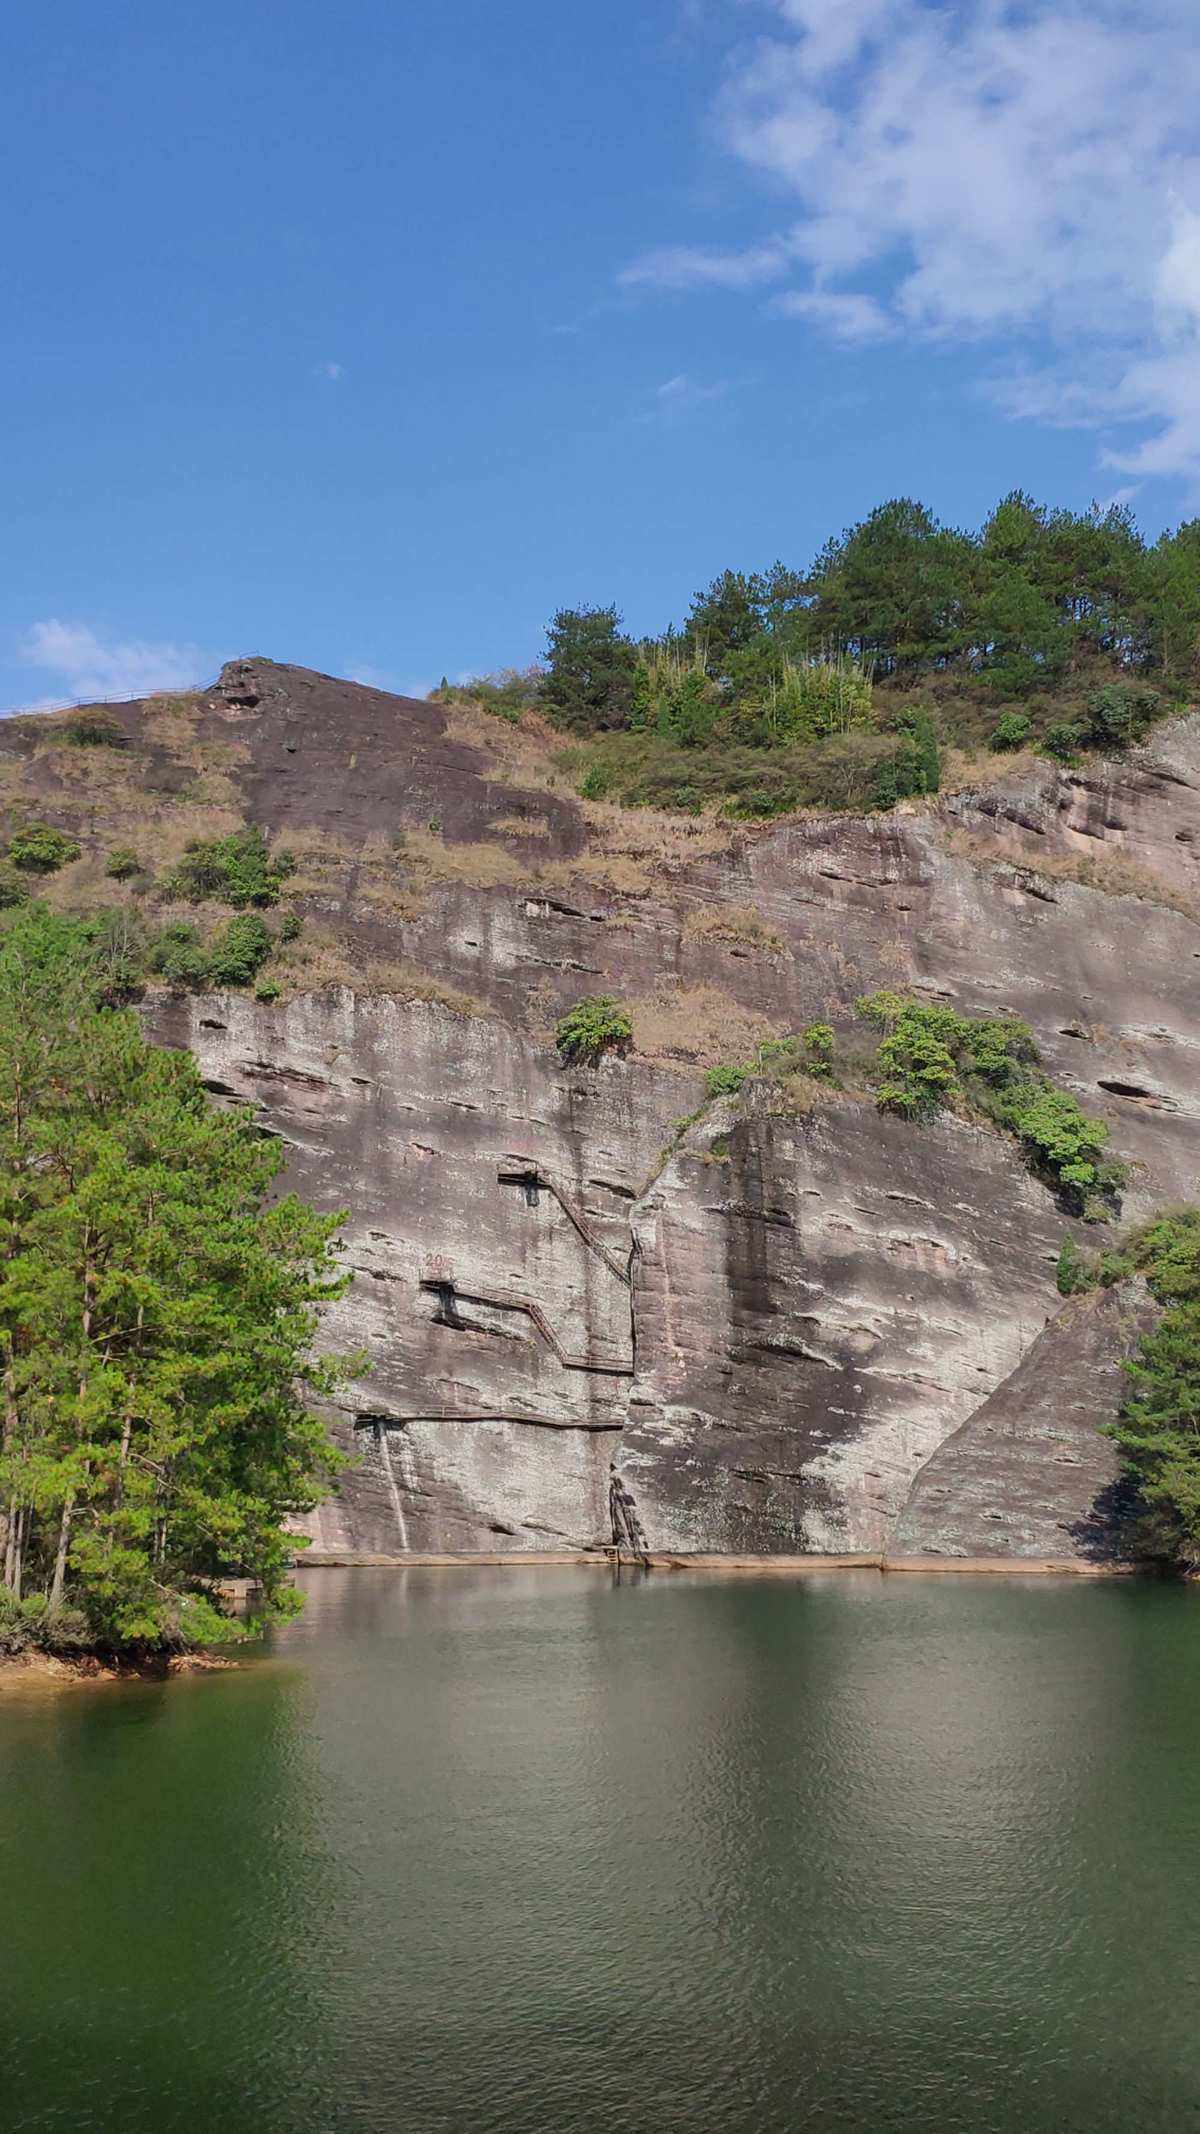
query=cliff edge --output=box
[2,658,1196,1563]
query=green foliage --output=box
[208,913,272,987]
[569,727,913,822]
[579,761,614,801]
[166,825,293,908]
[985,1082,1119,1211]
[554,995,633,1065]
[278,910,302,943]
[0,863,29,911]
[749,656,875,747]
[871,707,940,808]
[1055,1237,1094,1296]
[87,909,152,1004]
[8,822,81,874]
[1103,1212,1200,1564]
[150,921,211,990]
[0,908,353,1648]
[874,1025,959,1117]
[703,1023,838,1103]
[0,1587,88,1654]
[254,979,281,1003]
[1079,681,1162,752]
[1040,721,1082,764]
[631,647,721,750]
[509,489,1193,822]
[799,1021,835,1072]
[855,991,1123,1214]
[104,846,143,882]
[542,608,637,734]
[704,1062,748,1099]
[432,667,540,723]
[990,710,1032,753]
[63,709,125,747]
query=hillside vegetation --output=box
[439,491,1200,817]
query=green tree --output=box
[1146,521,1200,682]
[0,908,350,1648]
[809,500,973,673]
[1104,1212,1200,1563]
[542,607,637,732]
[686,570,763,677]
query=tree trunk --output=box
[3,1500,17,1590]
[0,1350,16,1574]
[49,1494,73,1610]
[8,1502,25,1599]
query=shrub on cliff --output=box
[431,667,540,723]
[150,920,211,990]
[105,846,143,882]
[989,710,1031,753]
[208,912,272,987]
[8,822,81,874]
[0,907,351,1651]
[1081,682,1162,753]
[857,992,1124,1216]
[1040,721,1082,764]
[0,863,29,910]
[555,995,632,1065]
[63,709,125,747]
[703,1025,837,1102]
[167,825,294,908]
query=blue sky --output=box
[3,0,1198,709]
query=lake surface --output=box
[4,1567,1200,2134]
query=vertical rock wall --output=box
[618,1096,1072,1553]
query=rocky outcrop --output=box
[892,1281,1158,1562]
[5,659,1197,1561]
[617,1094,1075,1554]
[150,989,693,1554]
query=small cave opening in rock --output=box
[1096,1079,1159,1101]
[420,1277,465,1328]
[498,1162,542,1208]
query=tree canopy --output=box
[0,907,351,1652]
[458,491,1200,819]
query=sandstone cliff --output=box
[3,658,1196,1563]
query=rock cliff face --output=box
[620,1095,1076,1554]
[893,1281,1158,1562]
[5,658,1197,1562]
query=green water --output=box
[4,1567,1200,2134]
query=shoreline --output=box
[0,1551,1160,1687]
[0,1650,241,1691]
[298,1548,1142,1579]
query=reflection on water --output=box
[4,1567,1200,2132]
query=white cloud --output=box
[622,0,1200,482]
[620,240,790,291]
[770,288,893,344]
[17,621,204,707]
[315,360,344,381]
[656,372,731,410]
